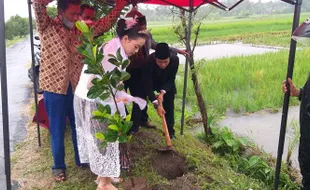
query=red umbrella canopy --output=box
[143,0,212,7]
[94,0,213,7]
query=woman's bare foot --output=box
[95,177,123,185]
[97,177,118,190]
[111,177,123,184]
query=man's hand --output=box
[157,92,164,104]
[116,97,129,104]
[178,49,189,56]
[282,78,300,97]
[157,105,166,117]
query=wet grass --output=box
[149,14,310,47]
[176,48,310,114]
[11,101,274,189]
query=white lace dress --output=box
[74,38,127,177]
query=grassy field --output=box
[176,48,310,114]
[11,100,296,190]
[149,13,310,47]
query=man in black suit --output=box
[143,43,179,139]
[125,10,187,134]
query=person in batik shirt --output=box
[32,0,126,182]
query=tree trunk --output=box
[188,55,212,135]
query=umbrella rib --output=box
[204,0,227,11]
[280,0,296,5]
[228,0,245,11]
[193,2,207,12]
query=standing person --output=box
[143,43,179,139]
[33,0,126,181]
[74,18,147,190]
[80,4,96,21]
[281,17,310,190]
[125,9,188,134]
[282,77,310,190]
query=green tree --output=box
[5,15,29,40]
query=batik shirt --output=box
[33,0,126,94]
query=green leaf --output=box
[232,143,239,152]
[104,132,118,142]
[92,45,97,60]
[212,141,223,149]
[75,21,89,33]
[94,35,106,45]
[238,137,248,146]
[121,59,130,70]
[116,48,123,62]
[124,121,133,133]
[108,124,119,131]
[108,58,121,66]
[87,84,104,99]
[225,139,235,147]
[93,110,105,117]
[120,72,131,81]
[99,92,110,101]
[125,115,131,122]
[119,135,127,143]
[95,132,105,141]
[100,141,107,148]
[97,53,104,64]
[98,104,111,114]
[248,156,261,168]
[108,54,117,59]
[81,44,94,60]
[116,83,124,91]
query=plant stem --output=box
[108,85,120,114]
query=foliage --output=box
[5,15,30,40]
[81,0,129,20]
[233,155,299,189]
[200,126,300,189]
[204,127,249,155]
[47,6,57,18]
[286,119,300,166]
[236,10,251,19]
[175,48,310,114]
[76,21,132,146]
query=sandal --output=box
[52,169,66,182]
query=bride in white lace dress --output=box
[74,18,147,190]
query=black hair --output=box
[155,43,170,59]
[57,0,81,11]
[116,19,148,40]
[80,4,96,15]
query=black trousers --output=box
[125,68,149,133]
[162,92,175,137]
[300,137,310,190]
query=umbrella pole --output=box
[0,0,12,189]
[274,0,302,189]
[180,0,193,135]
[27,0,41,147]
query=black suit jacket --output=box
[142,53,179,102]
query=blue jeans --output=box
[43,84,80,170]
